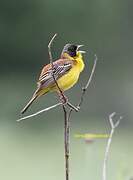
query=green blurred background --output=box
[0,0,133,179]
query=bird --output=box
[21,44,85,114]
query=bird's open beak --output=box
[77,45,86,54]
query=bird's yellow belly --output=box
[55,66,80,91]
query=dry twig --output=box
[17,103,61,122]
[102,112,123,180]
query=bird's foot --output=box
[59,94,68,105]
[58,92,80,112]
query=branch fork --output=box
[102,112,123,180]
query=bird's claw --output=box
[60,94,68,105]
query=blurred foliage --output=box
[0,0,133,180]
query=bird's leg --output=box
[56,91,79,112]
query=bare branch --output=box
[48,33,57,70]
[17,103,62,122]
[102,112,123,180]
[62,105,70,180]
[67,102,79,112]
[109,112,122,129]
[77,54,97,108]
[85,54,98,89]
[48,33,57,52]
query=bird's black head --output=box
[62,44,78,57]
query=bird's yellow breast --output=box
[55,53,85,91]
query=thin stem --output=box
[77,54,97,108]
[63,105,69,180]
[102,112,122,180]
[63,108,73,180]
[67,102,79,112]
[17,103,62,122]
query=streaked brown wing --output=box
[37,59,73,89]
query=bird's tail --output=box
[21,87,49,114]
[21,94,38,114]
